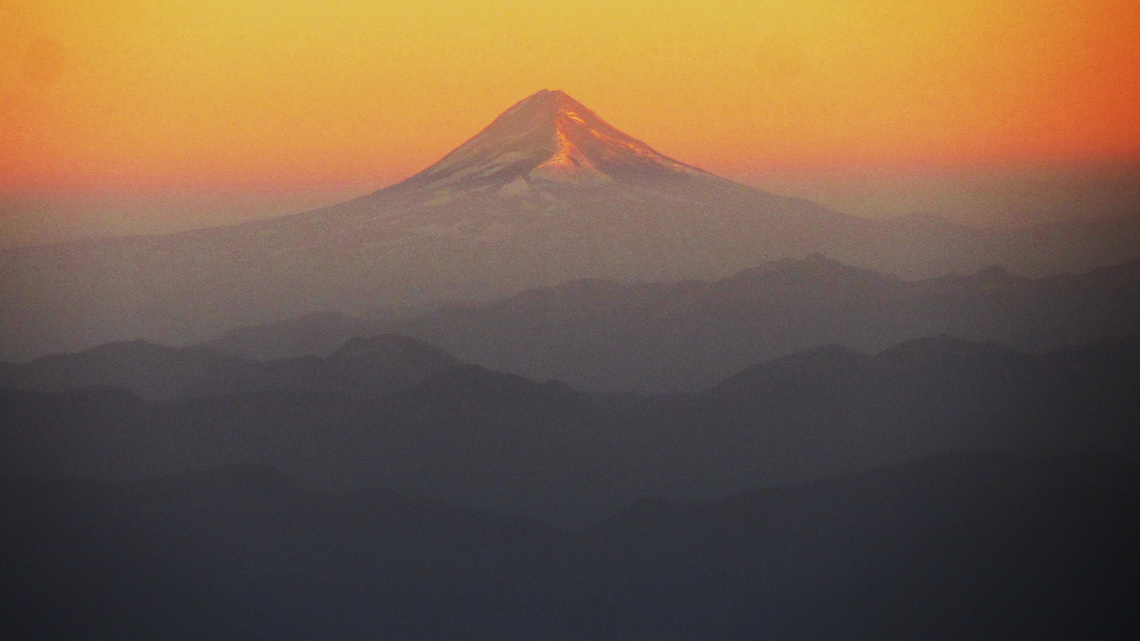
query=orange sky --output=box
[1,0,1139,247]
[3,0,1139,190]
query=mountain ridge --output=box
[0,333,459,402]
[3,333,1137,525]
[8,254,1135,393]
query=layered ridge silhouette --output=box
[3,333,1137,525]
[197,255,1140,392]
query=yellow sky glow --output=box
[2,0,1139,190]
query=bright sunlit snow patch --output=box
[398,89,717,193]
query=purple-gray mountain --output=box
[3,90,1138,360]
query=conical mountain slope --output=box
[335,89,750,224]
[230,90,836,306]
[260,91,844,307]
[5,90,1139,359]
[397,89,716,192]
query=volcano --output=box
[315,89,768,235]
[4,90,1138,359]
[258,89,829,289]
[399,89,718,190]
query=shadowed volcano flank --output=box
[396,89,716,193]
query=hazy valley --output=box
[3,89,1138,639]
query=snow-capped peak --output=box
[398,90,714,193]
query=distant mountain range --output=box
[3,333,1136,526]
[199,254,1140,392]
[4,450,1137,640]
[3,90,1138,360]
[0,334,457,402]
[5,89,1137,638]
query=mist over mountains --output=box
[3,90,1138,360]
[3,89,1139,638]
[8,253,1136,398]
[197,254,1140,392]
[4,329,1138,637]
[3,333,1137,526]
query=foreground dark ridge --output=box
[3,333,1137,526]
[3,450,1137,640]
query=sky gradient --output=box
[2,0,1139,245]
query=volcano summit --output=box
[402,89,717,190]
[324,88,762,234]
[3,90,1138,359]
